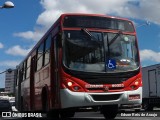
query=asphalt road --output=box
[1,108,160,120]
[74,110,160,120]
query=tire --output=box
[20,97,24,112]
[135,109,141,112]
[101,105,118,119]
[20,97,29,112]
[42,93,48,112]
[60,109,75,118]
[42,90,59,118]
[142,100,153,111]
[47,110,59,118]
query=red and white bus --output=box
[15,13,142,119]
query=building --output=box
[5,69,16,94]
[0,88,5,92]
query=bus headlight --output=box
[67,81,73,87]
[129,78,142,90]
[63,78,84,92]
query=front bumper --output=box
[60,87,142,108]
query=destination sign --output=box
[63,15,134,32]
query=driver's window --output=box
[108,33,123,58]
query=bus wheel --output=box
[135,109,141,112]
[100,105,118,119]
[60,109,75,118]
[142,100,153,111]
[47,110,59,118]
[20,97,24,112]
[42,90,48,112]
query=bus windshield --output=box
[63,30,139,73]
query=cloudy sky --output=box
[0,0,160,88]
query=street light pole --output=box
[136,21,150,28]
[0,1,14,9]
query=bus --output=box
[15,13,142,119]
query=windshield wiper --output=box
[81,28,101,46]
[109,30,123,46]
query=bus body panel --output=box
[21,77,30,110]
[34,64,51,110]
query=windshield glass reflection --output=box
[63,30,139,73]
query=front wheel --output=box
[100,105,118,119]
[142,99,153,111]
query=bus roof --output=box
[60,13,131,22]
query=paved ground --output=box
[0,108,160,120]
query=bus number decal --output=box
[112,84,124,88]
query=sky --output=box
[0,0,160,88]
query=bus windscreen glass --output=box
[63,16,134,32]
[63,30,139,73]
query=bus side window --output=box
[23,61,26,81]
[18,64,23,82]
[15,68,19,86]
[36,42,44,71]
[26,56,31,78]
[44,35,51,65]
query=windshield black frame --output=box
[63,30,140,73]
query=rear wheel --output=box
[42,89,59,118]
[42,90,48,112]
[47,110,59,118]
[60,109,75,118]
[20,97,24,112]
[100,105,118,119]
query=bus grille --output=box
[90,94,121,101]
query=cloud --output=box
[0,43,4,49]
[0,60,20,68]
[140,49,160,62]
[5,45,31,56]
[13,28,45,42]
[13,0,160,41]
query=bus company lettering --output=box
[85,84,104,88]
[28,113,43,117]
[6,112,43,118]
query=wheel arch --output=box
[41,84,50,111]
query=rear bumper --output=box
[60,87,142,108]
